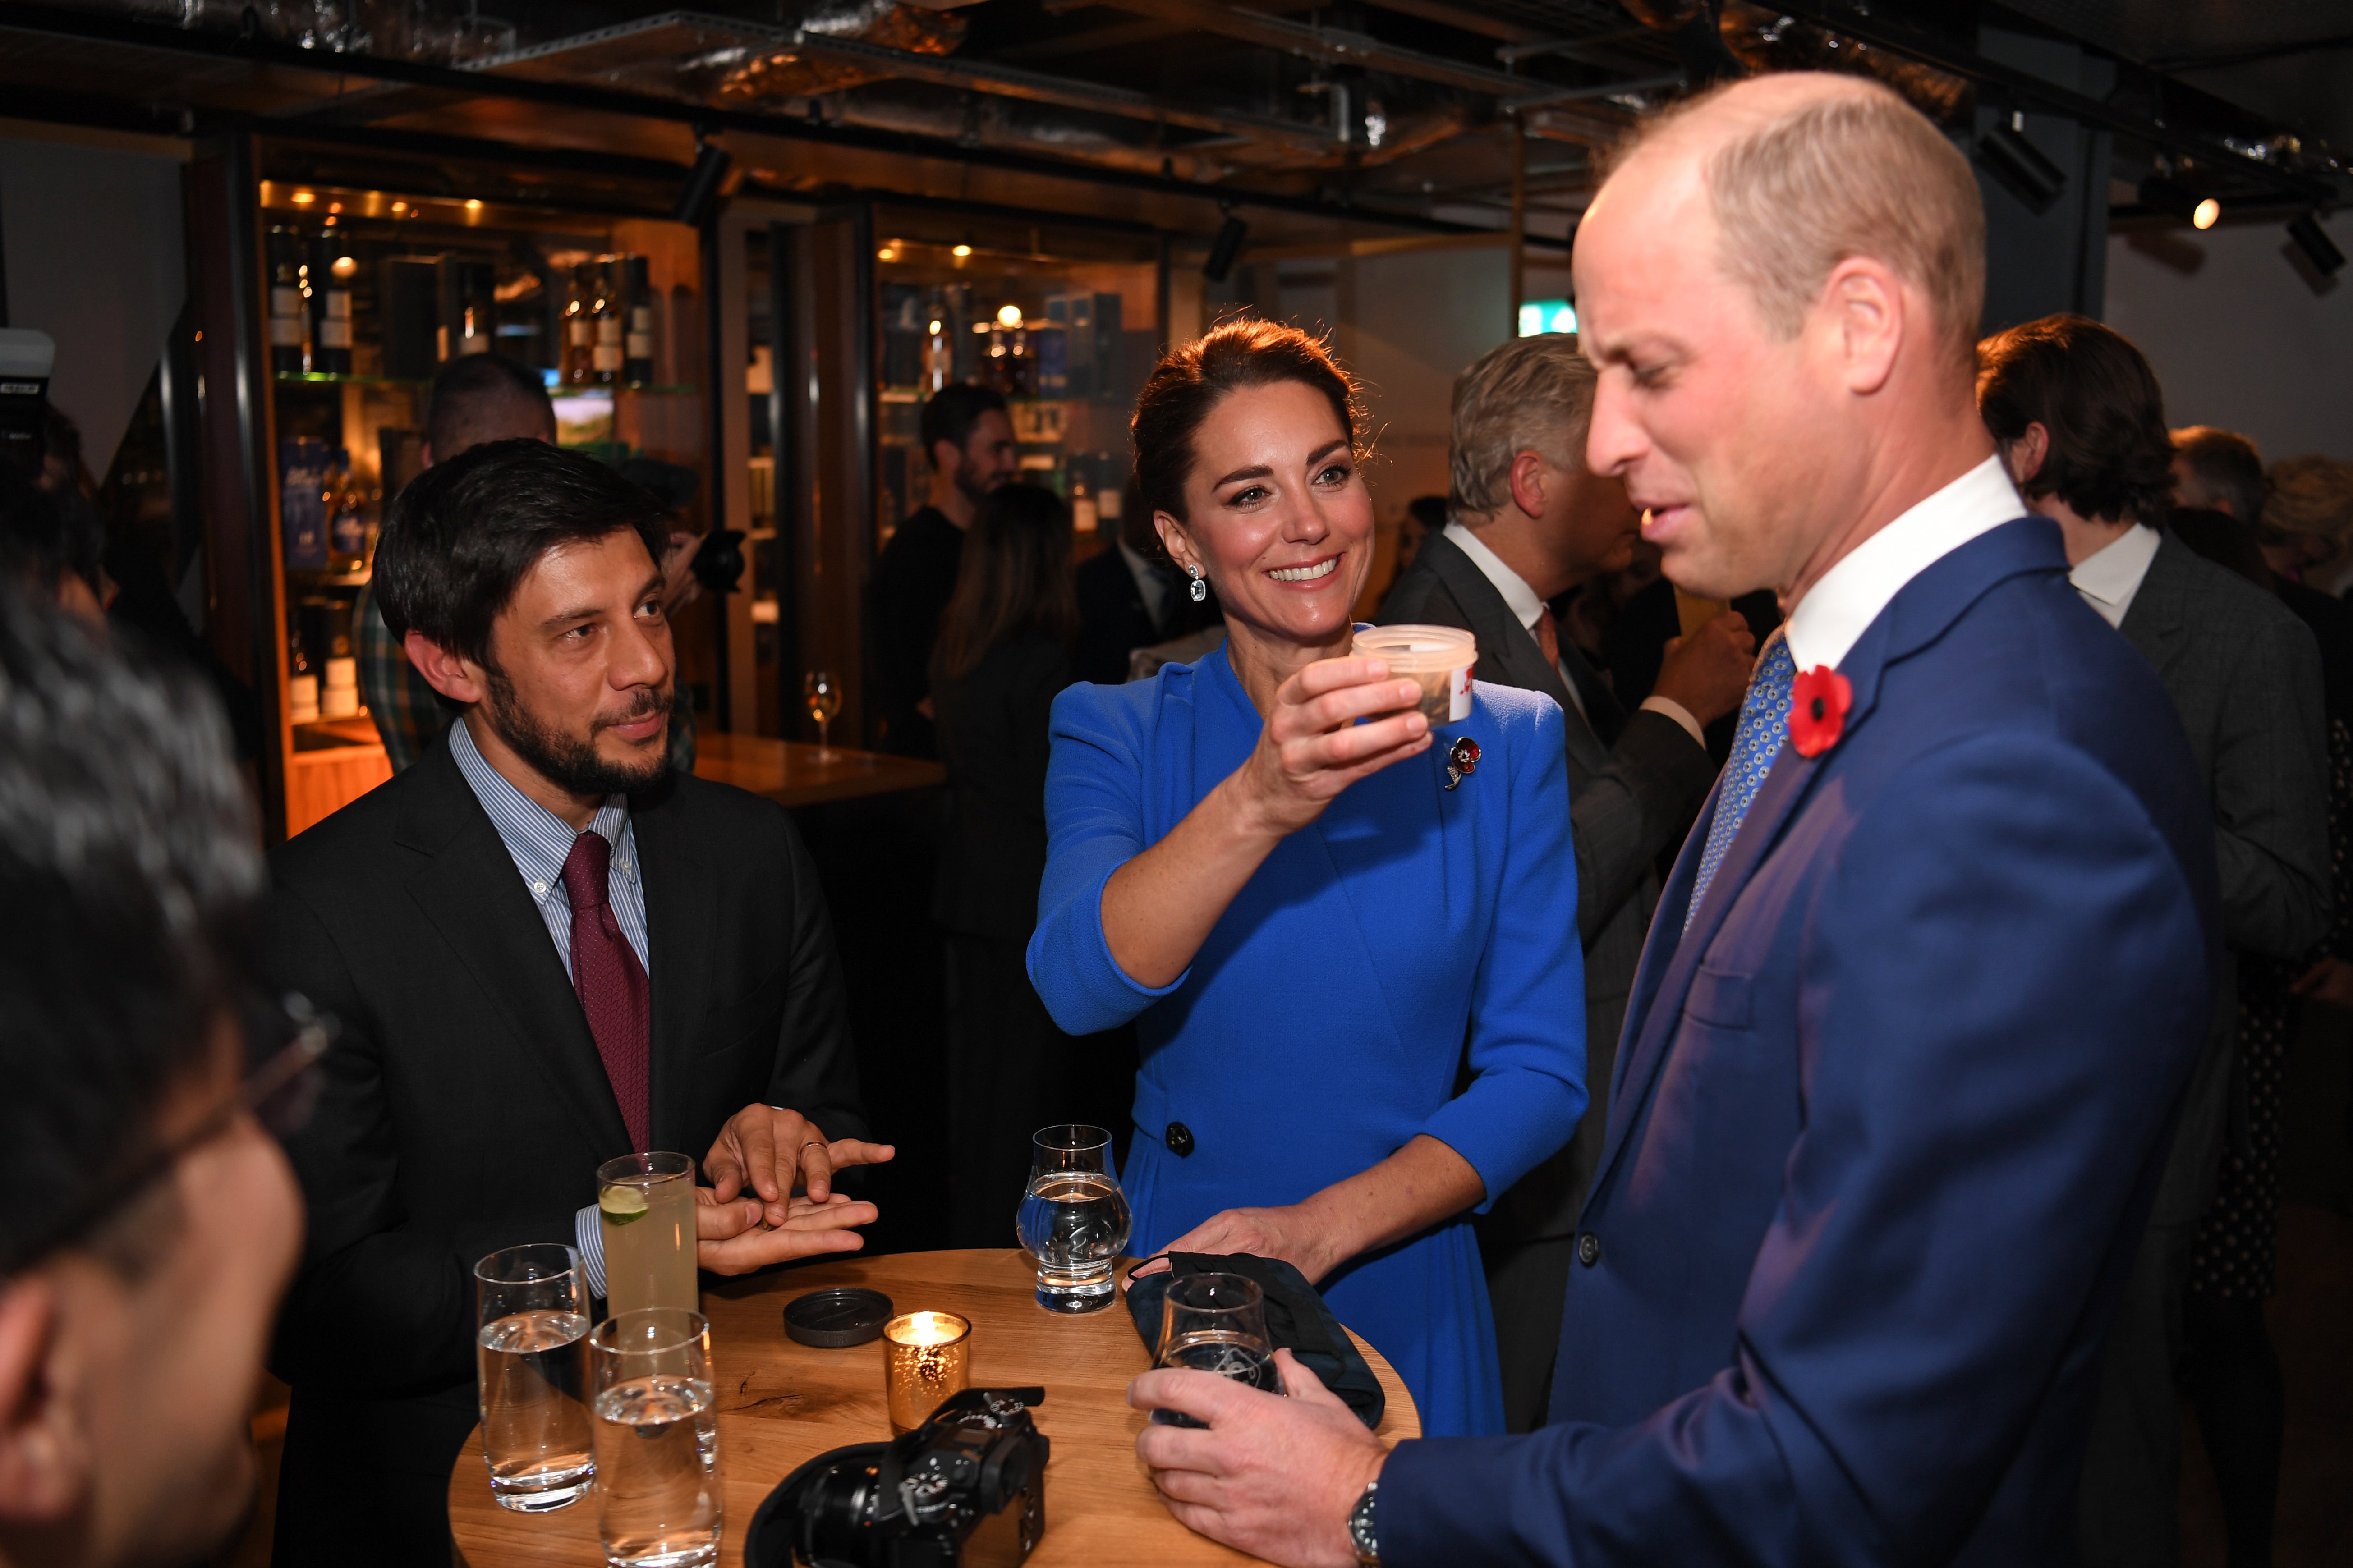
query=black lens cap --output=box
[783,1287,894,1348]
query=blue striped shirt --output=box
[447,717,651,1299]
[448,718,650,977]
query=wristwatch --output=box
[1347,1480,1380,1566]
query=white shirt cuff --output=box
[574,1204,608,1300]
[1639,694,1706,749]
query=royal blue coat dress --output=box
[1026,645,1588,1436]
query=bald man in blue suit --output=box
[1120,72,2220,1568]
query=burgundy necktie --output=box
[560,830,651,1151]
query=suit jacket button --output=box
[1576,1232,1602,1268]
[1165,1122,1195,1157]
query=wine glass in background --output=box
[1150,1272,1275,1427]
[804,669,843,753]
[1014,1124,1131,1313]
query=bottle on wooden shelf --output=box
[591,257,623,385]
[308,234,353,376]
[621,255,655,386]
[267,227,308,377]
[564,264,594,385]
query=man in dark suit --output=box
[264,441,892,1567]
[1124,73,2221,1568]
[1378,331,1753,1430]
[1074,475,1224,686]
[1980,318,2329,1568]
[872,384,1019,756]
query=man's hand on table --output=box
[1130,1348,1388,1568]
[704,1102,895,1225]
[693,1185,876,1274]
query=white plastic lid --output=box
[1352,623,1476,669]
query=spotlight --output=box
[1203,211,1249,283]
[951,243,973,257]
[2139,174,2217,230]
[1977,120,2065,215]
[672,140,732,228]
[996,304,1024,328]
[2288,212,2346,277]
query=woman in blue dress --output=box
[1026,321,1586,1437]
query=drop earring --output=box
[1188,564,1207,603]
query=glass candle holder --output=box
[882,1311,972,1433]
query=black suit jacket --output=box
[931,629,1072,939]
[1379,529,1717,1238]
[262,733,864,1557]
[2117,529,2330,1224]
[1074,542,1222,688]
[872,506,964,757]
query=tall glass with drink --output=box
[598,1151,698,1316]
[590,1308,721,1568]
[1151,1271,1275,1427]
[1015,1124,1131,1313]
[474,1243,595,1511]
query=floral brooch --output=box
[1443,736,1481,791]
[1787,665,1853,758]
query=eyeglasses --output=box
[0,992,335,1280]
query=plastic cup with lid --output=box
[1352,624,1477,724]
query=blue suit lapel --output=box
[1585,516,2066,1211]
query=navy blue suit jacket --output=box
[1380,518,2220,1565]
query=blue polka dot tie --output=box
[1685,632,1796,933]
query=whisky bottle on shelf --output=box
[267,227,308,377]
[591,257,623,385]
[453,261,496,358]
[621,255,655,386]
[308,234,353,376]
[564,264,593,385]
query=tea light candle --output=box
[882,1311,972,1432]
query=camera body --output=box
[752,1386,1049,1568]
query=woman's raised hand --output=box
[1233,657,1432,836]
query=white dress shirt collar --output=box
[1443,520,1546,630]
[1782,454,2026,673]
[2068,523,2161,629]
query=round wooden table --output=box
[448,1248,1420,1566]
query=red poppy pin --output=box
[1444,736,1481,791]
[1787,666,1852,759]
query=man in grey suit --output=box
[1379,332,1756,1430]
[1980,315,2330,1568]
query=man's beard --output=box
[483,667,672,798]
[953,452,1005,509]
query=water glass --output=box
[474,1243,595,1511]
[1151,1272,1275,1427]
[1013,1124,1131,1314]
[590,1308,721,1568]
[598,1151,699,1316]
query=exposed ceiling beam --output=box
[1358,0,1544,44]
[787,30,1339,151]
[994,17,1194,61]
[1067,0,1586,99]
[0,2,1573,244]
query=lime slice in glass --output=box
[599,1185,650,1226]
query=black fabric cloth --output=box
[262,733,867,1567]
[870,505,964,757]
[933,629,1133,1245]
[2277,576,2353,725]
[931,630,1069,940]
[943,933,1134,1249]
[1073,541,1223,688]
[1125,1253,1385,1430]
[2182,1290,2285,1568]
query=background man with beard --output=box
[872,384,1020,756]
[263,440,889,1567]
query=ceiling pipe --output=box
[0,2,1571,245]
